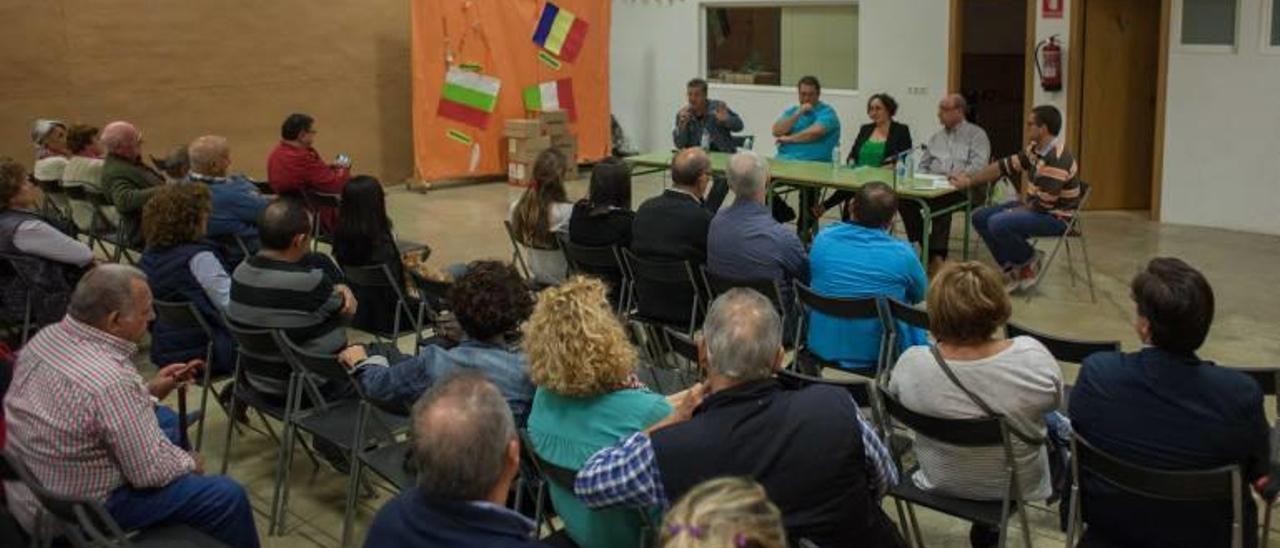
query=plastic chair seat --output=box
[292,401,408,452]
[890,478,1011,527]
[360,439,415,490]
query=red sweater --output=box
[267,141,350,229]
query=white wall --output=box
[1032,0,1071,125]
[1161,0,1280,235]
[610,0,949,158]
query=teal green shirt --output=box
[857,138,887,167]
[527,387,671,548]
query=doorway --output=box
[949,0,1030,160]
[1070,0,1162,211]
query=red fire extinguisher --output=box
[1035,35,1063,92]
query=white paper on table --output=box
[916,173,953,189]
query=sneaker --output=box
[1018,251,1045,291]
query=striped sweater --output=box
[998,137,1081,216]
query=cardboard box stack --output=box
[504,111,579,186]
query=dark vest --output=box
[140,242,234,375]
[652,379,903,548]
[0,209,80,324]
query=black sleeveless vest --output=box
[651,379,903,548]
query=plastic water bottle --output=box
[831,141,842,173]
[700,125,711,150]
[895,153,908,184]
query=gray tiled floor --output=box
[160,171,1280,547]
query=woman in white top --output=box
[31,119,70,183]
[510,148,572,286]
[886,261,1062,548]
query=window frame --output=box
[1262,0,1280,54]
[698,0,860,93]
[1172,0,1241,54]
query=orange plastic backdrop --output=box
[410,0,611,182]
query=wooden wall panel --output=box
[0,0,414,182]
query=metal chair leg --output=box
[1018,500,1033,548]
[1078,231,1097,303]
[1064,238,1078,287]
[194,344,214,451]
[906,502,924,548]
[892,498,915,547]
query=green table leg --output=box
[962,197,973,260]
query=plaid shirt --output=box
[3,317,194,532]
[573,400,897,509]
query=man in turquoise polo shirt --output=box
[772,75,842,161]
[772,76,841,225]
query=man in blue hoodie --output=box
[186,135,268,263]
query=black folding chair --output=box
[878,387,1036,548]
[881,298,931,372]
[220,321,320,536]
[63,184,113,257]
[275,332,408,547]
[696,266,783,314]
[621,249,704,391]
[791,282,890,379]
[1004,321,1119,365]
[777,368,874,410]
[35,178,73,230]
[341,263,427,347]
[0,253,39,345]
[519,431,644,547]
[1027,182,1097,303]
[1242,367,1280,546]
[1066,432,1249,548]
[0,451,228,547]
[152,299,232,452]
[83,187,139,264]
[556,234,629,313]
[301,191,340,251]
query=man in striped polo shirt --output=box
[952,105,1080,292]
[3,265,258,547]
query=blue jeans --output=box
[972,201,1067,269]
[105,407,260,548]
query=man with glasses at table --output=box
[771,75,842,225]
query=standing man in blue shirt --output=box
[772,75,842,227]
[674,78,743,213]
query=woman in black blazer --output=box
[814,93,912,218]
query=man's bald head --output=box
[849,181,898,229]
[410,371,516,501]
[100,121,141,159]
[701,288,783,382]
[939,94,967,129]
[257,198,311,251]
[670,147,711,189]
[188,135,231,176]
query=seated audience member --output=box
[886,261,1061,548]
[807,182,928,372]
[140,184,235,377]
[339,261,535,423]
[31,119,70,183]
[364,371,541,547]
[101,121,166,247]
[333,175,417,335]
[576,289,904,548]
[510,148,572,286]
[569,157,634,248]
[266,113,350,230]
[186,135,268,262]
[816,93,913,220]
[63,124,107,230]
[902,94,991,274]
[0,159,93,326]
[228,198,355,402]
[630,147,713,326]
[952,105,1079,292]
[153,145,190,183]
[525,277,673,548]
[658,477,786,548]
[3,265,259,548]
[1069,258,1268,548]
[707,150,808,322]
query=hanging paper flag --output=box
[532,2,588,62]
[522,79,576,121]
[437,68,501,129]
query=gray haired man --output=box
[575,289,905,547]
[706,150,808,324]
[364,370,544,547]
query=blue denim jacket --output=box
[354,340,535,424]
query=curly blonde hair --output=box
[142,183,212,250]
[659,477,786,548]
[522,276,637,397]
